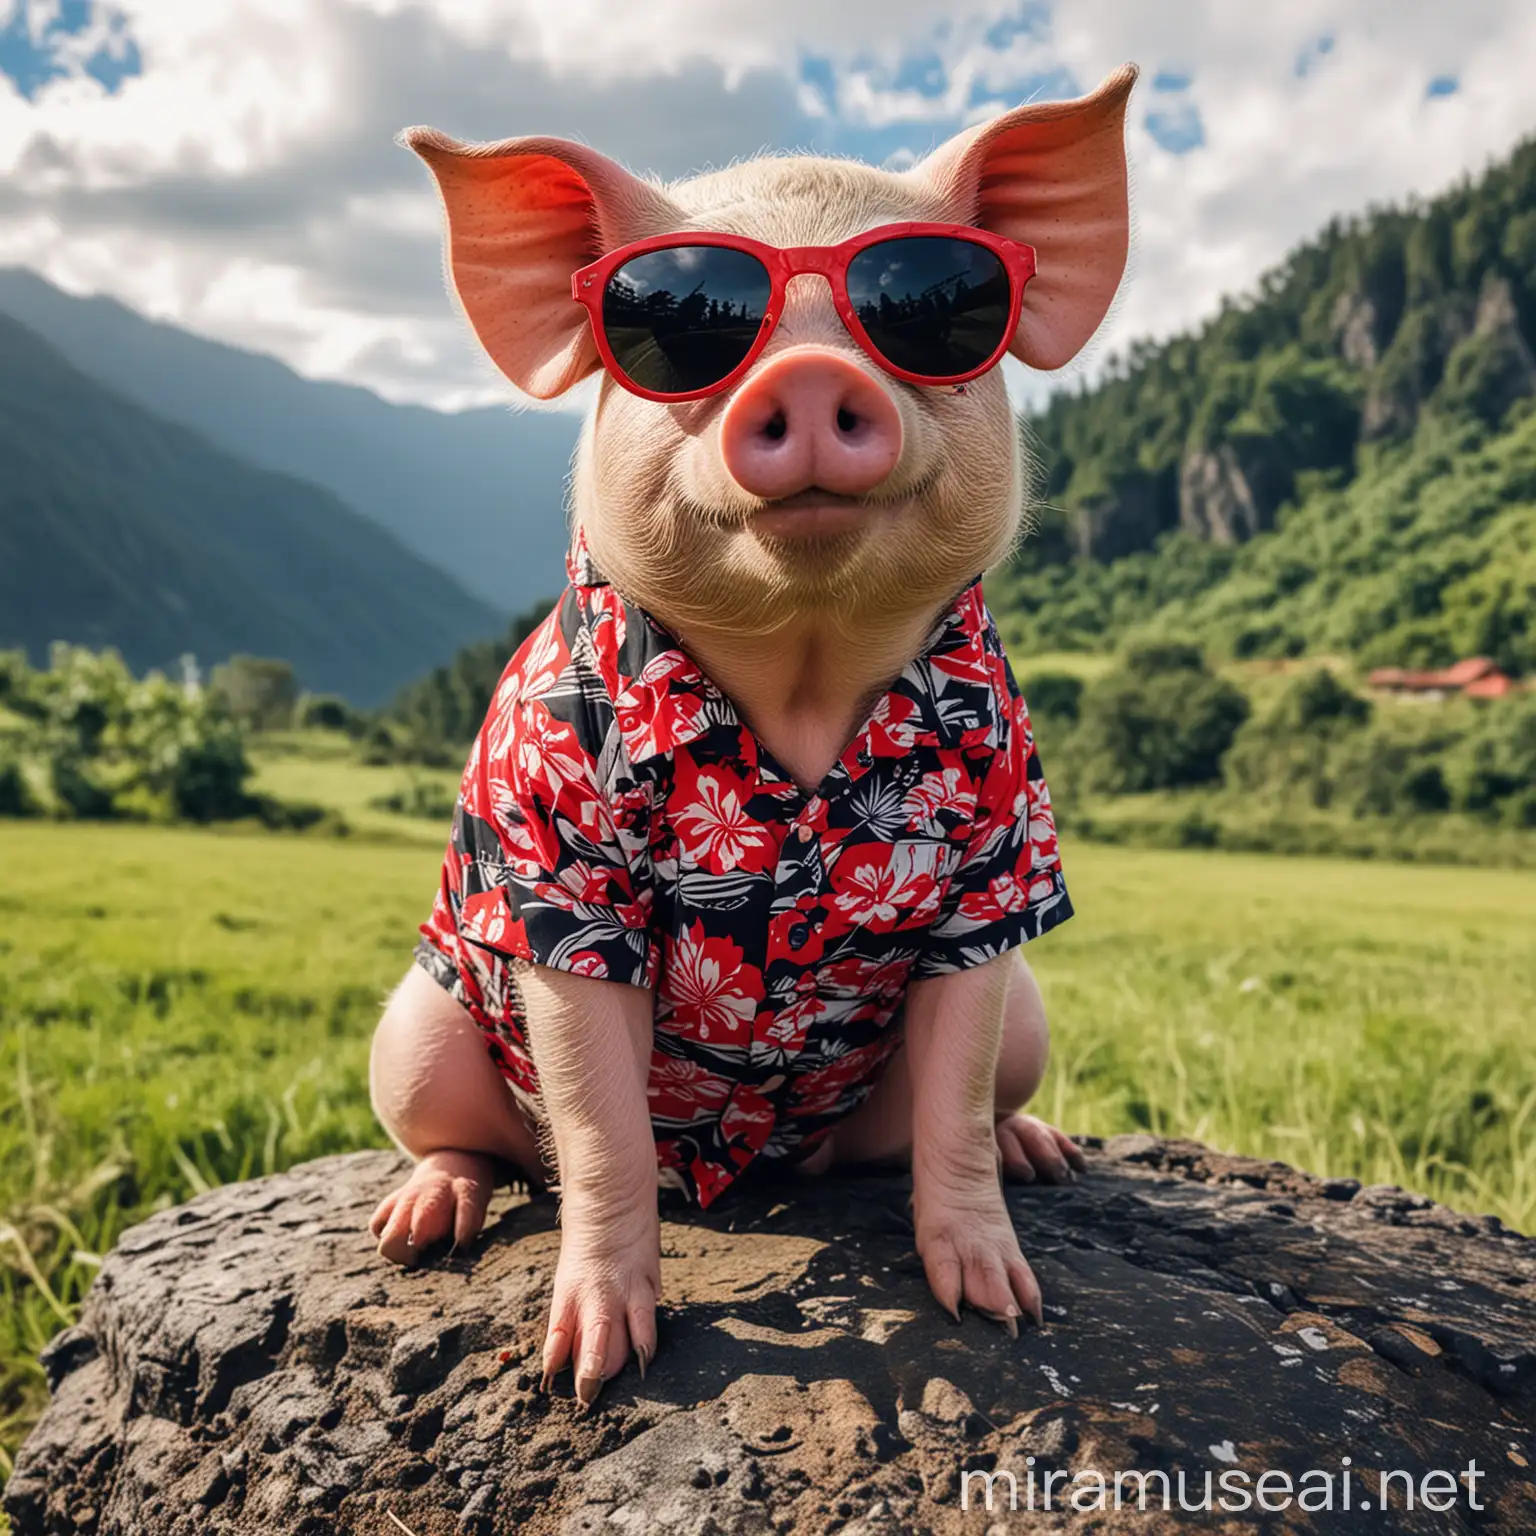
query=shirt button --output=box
[796,824,814,843]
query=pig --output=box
[368,64,1136,1406]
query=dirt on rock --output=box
[6,1136,1535,1534]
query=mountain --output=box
[991,133,1536,677]
[0,268,581,612]
[0,313,507,707]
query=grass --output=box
[1057,790,1536,868]
[1,821,1534,1484]
[248,735,460,845]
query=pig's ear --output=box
[908,65,1137,371]
[402,128,679,399]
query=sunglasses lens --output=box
[602,246,771,396]
[846,236,1012,380]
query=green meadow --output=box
[2,815,1535,1481]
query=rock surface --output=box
[7,1137,1535,1534]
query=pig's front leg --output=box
[905,955,1042,1333]
[516,964,660,1405]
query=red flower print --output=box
[721,1088,776,1148]
[460,889,528,958]
[831,843,942,928]
[658,921,761,1047]
[615,651,708,759]
[903,766,975,832]
[648,1052,731,1114]
[674,768,778,874]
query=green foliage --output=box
[1225,670,1373,810]
[999,411,1536,677]
[1332,718,1455,816]
[0,750,37,817]
[1436,324,1536,428]
[209,655,298,732]
[1068,644,1250,794]
[369,771,459,822]
[1018,670,1084,724]
[1443,694,1536,819]
[0,645,331,828]
[995,135,1536,680]
[294,693,364,734]
[386,599,554,756]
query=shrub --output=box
[1121,639,1207,677]
[168,721,254,823]
[1334,722,1455,816]
[295,693,365,734]
[0,752,37,817]
[1444,695,1536,815]
[209,656,299,732]
[49,753,115,819]
[371,773,458,821]
[1225,669,1373,809]
[1019,671,1085,724]
[1072,647,1251,793]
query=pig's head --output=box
[406,66,1135,640]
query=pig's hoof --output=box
[995,1114,1088,1185]
[368,1148,500,1264]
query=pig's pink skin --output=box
[717,347,905,505]
[378,66,1136,1398]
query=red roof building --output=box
[1367,657,1516,697]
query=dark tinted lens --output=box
[846,236,1011,379]
[602,246,771,395]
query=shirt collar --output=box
[566,525,608,589]
[566,528,994,762]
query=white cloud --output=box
[1,0,1534,413]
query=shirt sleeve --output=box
[912,679,1072,979]
[442,599,658,990]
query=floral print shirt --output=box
[415,537,1071,1205]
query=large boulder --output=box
[7,1138,1534,1534]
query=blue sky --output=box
[0,0,138,98]
[0,1,1525,410]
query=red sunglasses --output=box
[571,221,1036,402]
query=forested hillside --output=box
[991,134,1536,676]
[0,315,504,706]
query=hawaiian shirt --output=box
[415,536,1072,1206]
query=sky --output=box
[2,0,1534,415]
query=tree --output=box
[1071,644,1250,793]
[209,656,299,731]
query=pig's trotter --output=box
[914,1183,1044,1333]
[995,1112,1088,1184]
[541,1202,661,1404]
[369,1148,499,1266]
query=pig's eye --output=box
[845,236,1012,381]
[602,246,771,396]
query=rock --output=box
[1331,288,1384,371]
[1435,274,1536,426]
[7,1139,1535,1535]
[1178,442,1287,544]
[1361,297,1473,440]
[1068,471,1177,561]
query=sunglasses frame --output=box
[571,221,1037,403]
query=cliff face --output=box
[7,1138,1534,1535]
[1178,443,1274,544]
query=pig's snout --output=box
[719,350,903,501]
